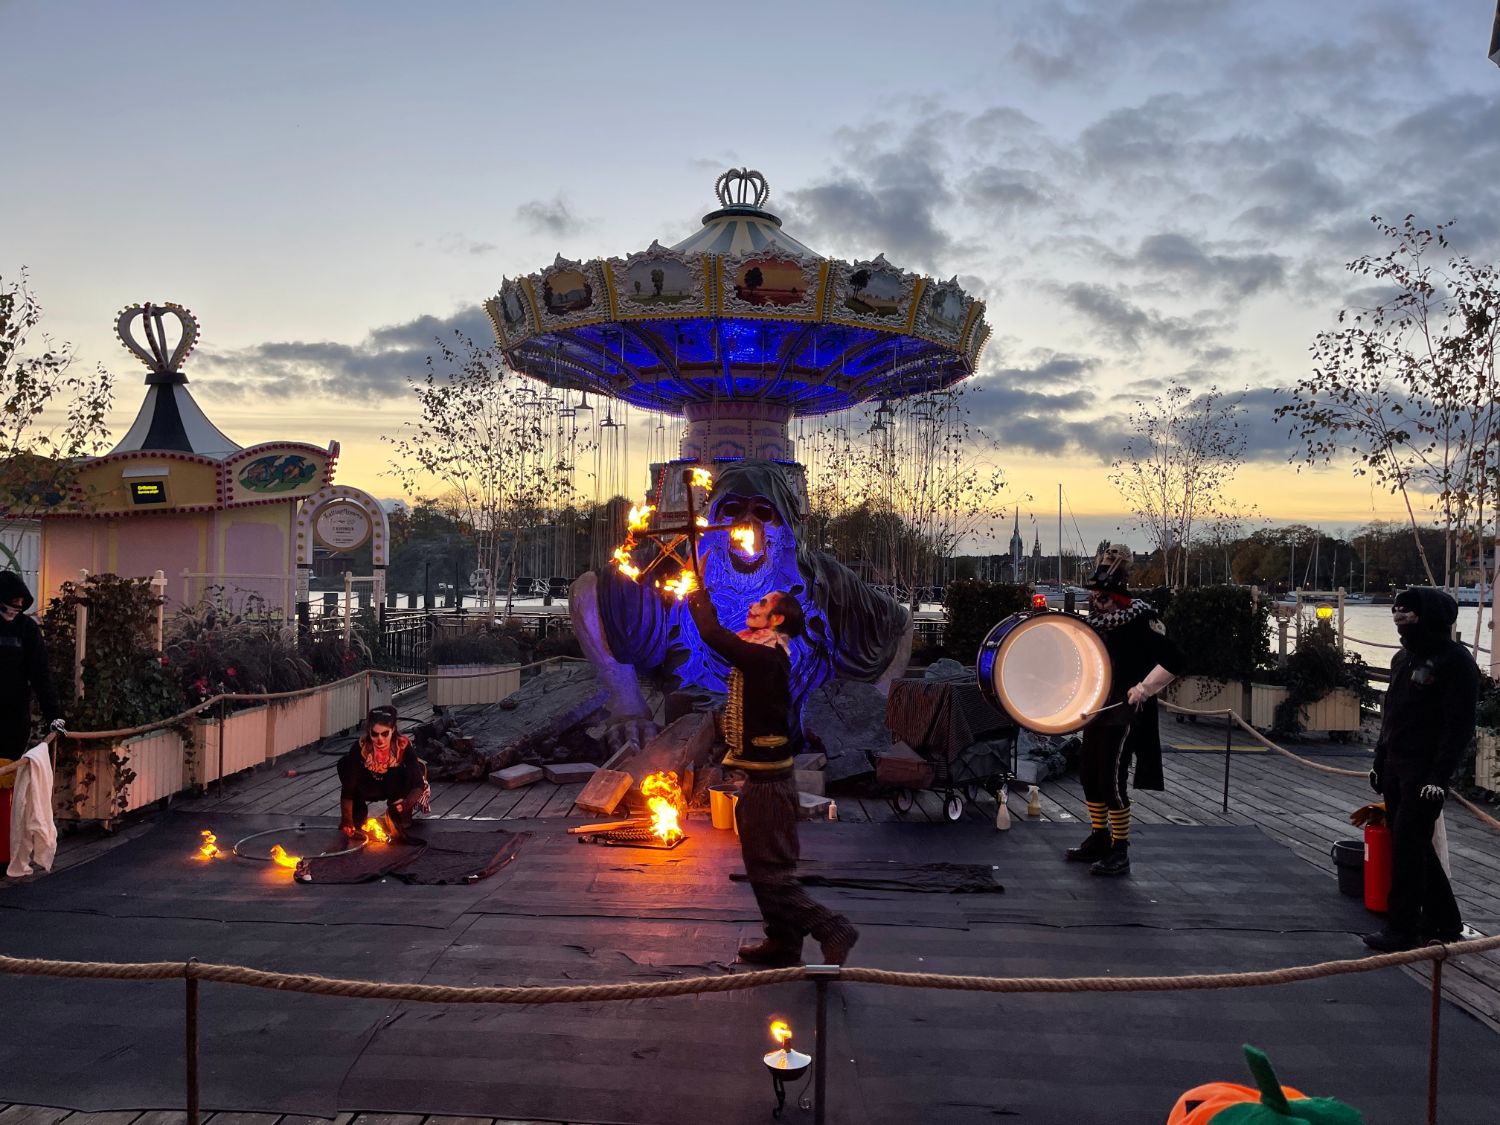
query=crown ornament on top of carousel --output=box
[485,167,991,466]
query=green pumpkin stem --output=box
[1243,1044,1292,1112]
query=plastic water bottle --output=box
[1026,785,1042,818]
[995,784,1012,831]
[827,801,838,821]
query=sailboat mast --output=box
[1057,484,1063,586]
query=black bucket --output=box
[1331,839,1364,899]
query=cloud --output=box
[1057,282,1222,353]
[195,306,494,402]
[962,164,1055,217]
[516,195,585,238]
[1132,232,1287,299]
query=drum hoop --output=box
[991,612,1111,736]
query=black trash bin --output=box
[1331,839,1364,899]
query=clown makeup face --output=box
[1087,589,1112,614]
[744,593,787,632]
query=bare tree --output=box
[1277,216,1499,654]
[386,333,581,613]
[1109,381,1251,589]
[0,270,114,515]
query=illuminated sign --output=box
[314,502,372,552]
[129,480,168,505]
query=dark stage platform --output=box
[1,814,1495,1124]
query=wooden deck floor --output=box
[10,690,1499,1124]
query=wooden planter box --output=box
[59,728,186,823]
[1165,676,1247,719]
[1475,729,1500,794]
[192,704,271,787]
[320,676,369,738]
[428,663,521,707]
[266,692,324,762]
[1250,683,1361,733]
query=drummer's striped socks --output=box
[1108,806,1131,843]
[1086,801,1108,833]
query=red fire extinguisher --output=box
[1364,822,1392,913]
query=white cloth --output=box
[1432,811,1451,878]
[7,744,57,878]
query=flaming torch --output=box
[640,770,685,845]
[197,830,219,860]
[607,468,728,601]
[763,1017,812,1116]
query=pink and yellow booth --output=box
[39,303,346,617]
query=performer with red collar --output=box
[1066,545,1183,876]
[337,705,430,841]
[687,586,859,966]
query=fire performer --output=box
[336,705,429,841]
[1066,545,1182,877]
[1363,588,1478,952]
[686,586,859,966]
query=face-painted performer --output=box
[571,459,913,750]
[1065,545,1182,877]
[337,705,430,841]
[684,585,859,966]
[1362,587,1478,951]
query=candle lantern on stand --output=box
[762,1019,811,1118]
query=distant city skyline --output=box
[6,1,1497,554]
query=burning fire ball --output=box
[763,1019,812,1118]
[197,830,220,860]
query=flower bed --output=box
[61,727,187,823]
[1250,683,1361,734]
[192,704,270,787]
[1475,730,1500,794]
[428,663,521,707]
[1165,676,1247,719]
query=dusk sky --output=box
[6,1,1498,552]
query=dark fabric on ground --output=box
[731,860,1003,894]
[295,828,526,885]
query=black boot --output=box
[1090,840,1130,877]
[1065,829,1111,863]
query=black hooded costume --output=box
[1368,587,1479,946]
[0,572,61,761]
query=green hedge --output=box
[942,580,1035,666]
[1162,585,1271,682]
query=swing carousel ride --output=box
[487,168,990,534]
[483,169,993,706]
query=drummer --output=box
[1065,544,1183,876]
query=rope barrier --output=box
[2,935,1496,1002]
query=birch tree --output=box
[1109,381,1250,589]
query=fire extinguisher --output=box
[1364,822,1392,913]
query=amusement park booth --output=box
[38,303,345,617]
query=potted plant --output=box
[1250,620,1373,738]
[1161,585,1270,720]
[1472,676,1499,794]
[427,622,523,706]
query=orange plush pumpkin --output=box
[1168,1080,1306,1124]
[1167,1046,1363,1124]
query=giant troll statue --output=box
[570,459,913,749]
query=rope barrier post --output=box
[807,964,839,1125]
[217,695,227,800]
[185,958,200,1125]
[1222,712,1233,813]
[1427,947,1445,1125]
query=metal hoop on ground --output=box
[231,825,368,862]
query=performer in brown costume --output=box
[337,705,429,841]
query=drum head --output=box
[987,613,1111,735]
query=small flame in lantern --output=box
[361,817,390,843]
[628,503,655,531]
[197,830,219,860]
[269,844,300,869]
[612,546,642,581]
[691,467,713,489]
[660,570,698,600]
[731,526,757,555]
[641,770,684,843]
[770,1019,792,1046]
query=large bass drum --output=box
[976,610,1112,735]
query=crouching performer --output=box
[686,586,860,966]
[337,705,430,841]
[1067,545,1183,876]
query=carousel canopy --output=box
[486,169,990,418]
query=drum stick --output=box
[1079,701,1128,720]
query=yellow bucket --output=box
[709,783,739,832]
